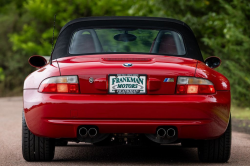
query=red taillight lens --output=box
[176,85,186,94]
[198,85,215,94]
[176,77,215,95]
[176,84,215,94]
[39,83,57,93]
[68,84,79,93]
[38,76,79,94]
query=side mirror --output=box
[28,55,47,68]
[204,56,221,69]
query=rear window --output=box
[69,28,186,55]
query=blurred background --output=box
[0,0,249,119]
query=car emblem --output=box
[123,63,133,67]
[89,77,94,83]
[163,78,174,82]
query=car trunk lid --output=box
[57,54,197,95]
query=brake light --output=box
[176,77,215,94]
[38,76,79,93]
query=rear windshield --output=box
[69,28,186,55]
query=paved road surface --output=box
[0,97,250,165]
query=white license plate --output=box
[109,74,147,94]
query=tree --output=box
[1,0,134,96]
[1,0,250,106]
[129,0,250,106]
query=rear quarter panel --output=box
[195,61,230,91]
[23,60,61,89]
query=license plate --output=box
[109,74,147,94]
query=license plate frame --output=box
[108,74,147,94]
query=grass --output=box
[231,105,250,120]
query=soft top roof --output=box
[60,16,189,34]
[52,16,203,61]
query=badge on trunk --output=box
[89,77,94,83]
[123,63,133,67]
[163,78,174,82]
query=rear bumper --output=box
[23,90,231,140]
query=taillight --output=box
[176,77,215,94]
[38,76,79,93]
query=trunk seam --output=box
[194,60,198,77]
[56,59,62,76]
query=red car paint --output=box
[23,54,230,139]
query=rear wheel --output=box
[22,111,55,161]
[198,116,231,162]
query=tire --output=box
[55,139,68,146]
[198,116,231,162]
[22,111,55,161]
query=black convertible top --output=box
[52,16,203,61]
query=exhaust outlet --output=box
[79,127,88,137]
[157,128,166,138]
[167,128,176,137]
[88,128,98,138]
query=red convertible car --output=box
[22,17,231,162]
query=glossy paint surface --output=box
[23,54,231,140]
[57,54,197,95]
[23,90,230,139]
[24,60,60,89]
[195,61,230,90]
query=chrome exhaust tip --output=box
[88,128,98,138]
[157,128,166,138]
[167,128,176,137]
[79,127,88,137]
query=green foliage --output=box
[9,0,136,56]
[94,29,158,52]
[0,68,4,81]
[129,0,250,106]
[0,0,249,106]
[231,106,250,120]
[0,0,134,96]
[0,0,28,96]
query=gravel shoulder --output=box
[0,96,250,165]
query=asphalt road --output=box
[0,97,250,166]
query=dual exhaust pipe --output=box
[157,128,176,138]
[80,126,176,139]
[79,127,98,138]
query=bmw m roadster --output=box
[22,17,231,162]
